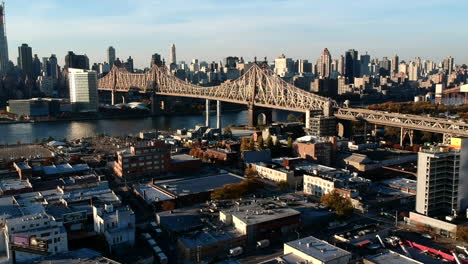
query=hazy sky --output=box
[6,0,468,68]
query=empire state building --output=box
[0,2,9,75]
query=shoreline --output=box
[0,108,246,125]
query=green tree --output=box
[320,190,354,218]
[287,137,293,149]
[240,137,249,152]
[266,135,273,150]
[287,114,297,122]
[249,137,255,151]
[272,139,281,156]
[224,124,234,138]
[277,181,290,192]
[257,136,265,150]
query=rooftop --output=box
[366,250,423,264]
[0,178,32,193]
[285,236,351,262]
[380,178,417,193]
[133,184,174,203]
[25,248,120,264]
[156,173,244,197]
[179,228,242,249]
[171,154,200,163]
[223,200,301,225]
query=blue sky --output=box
[6,0,468,68]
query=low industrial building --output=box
[251,162,302,187]
[177,228,246,263]
[169,154,202,173]
[261,236,351,264]
[151,173,245,207]
[7,98,62,118]
[220,199,301,245]
[341,148,417,172]
[302,164,370,197]
[293,136,335,166]
[364,250,423,264]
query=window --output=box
[153,155,159,159]
[123,165,129,168]
[139,162,144,166]
[139,157,145,161]
[123,159,129,162]
[146,156,151,160]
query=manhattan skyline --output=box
[6,0,468,68]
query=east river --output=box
[0,110,291,144]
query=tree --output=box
[320,190,354,218]
[287,137,293,149]
[224,124,234,138]
[240,137,249,152]
[457,226,468,242]
[249,137,255,151]
[277,181,290,192]
[266,135,273,150]
[287,114,297,122]
[272,139,281,156]
[257,136,264,150]
[244,167,257,177]
[211,178,263,200]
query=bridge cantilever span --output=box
[335,108,468,137]
[98,64,468,136]
[98,64,337,113]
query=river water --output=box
[0,110,291,144]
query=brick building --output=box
[114,141,170,180]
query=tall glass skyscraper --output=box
[0,2,9,76]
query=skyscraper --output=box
[151,53,162,67]
[68,68,98,112]
[124,56,134,73]
[345,49,359,80]
[318,48,332,78]
[391,55,399,74]
[49,54,58,79]
[337,55,345,75]
[170,44,176,65]
[359,52,370,76]
[32,54,41,80]
[108,46,116,68]
[0,2,9,75]
[18,44,33,79]
[442,56,454,75]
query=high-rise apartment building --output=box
[108,46,116,68]
[408,61,419,81]
[318,48,332,78]
[124,56,134,73]
[391,55,399,74]
[442,56,454,75]
[151,53,162,67]
[345,49,359,80]
[68,68,98,112]
[65,51,89,70]
[18,44,33,79]
[274,54,294,77]
[0,2,9,75]
[415,138,468,217]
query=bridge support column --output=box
[364,122,368,142]
[205,99,211,128]
[111,90,115,105]
[216,101,222,129]
[151,93,157,115]
[400,128,414,147]
[247,104,272,128]
[305,110,311,130]
[122,95,126,105]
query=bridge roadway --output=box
[97,64,468,138]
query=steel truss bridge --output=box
[98,65,468,141]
